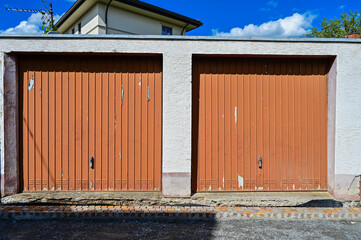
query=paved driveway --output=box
[0,219,360,240]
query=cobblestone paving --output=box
[0,205,360,221]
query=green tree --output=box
[41,14,58,34]
[306,10,361,38]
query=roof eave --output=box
[55,0,203,30]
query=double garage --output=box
[19,54,330,193]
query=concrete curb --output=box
[0,205,360,222]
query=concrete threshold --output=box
[1,191,359,208]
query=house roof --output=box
[55,0,203,31]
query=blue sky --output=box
[0,0,359,37]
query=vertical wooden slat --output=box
[250,59,257,190]
[62,58,69,190]
[115,59,122,190]
[211,60,218,190]
[223,61,231,191]
[205,61,212,190]
[256,60,263,190]
[128,58,135,190]
[106,61,114,191]
[154,57,162,191]
[230,61,238,190]
[320,62,328,189]
[68,60,76,191]
[82,58,89,191]
[34,58,42,191]
[55,57,62,191]
[28,59,35,191]
[294,62,302,190]
[88,56,96,191]
[41,59,49,190]
[75,58,82,190]
[147,58,155,190]
[121,58,129,190]
[21,59,29,191]
[268,60,276,190]
[141,59,148,190]
[101,61,109,190]
[48,61,56,191]
[243,60,251,190]
[218,60,225,190]
[95,58,102,191]
[262,60,270,190]
[288,61,295,190]
[300,60,308,189]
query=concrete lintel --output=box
[1,53,19,197]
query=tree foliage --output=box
[306,10,361,38]
[41,14,58,34]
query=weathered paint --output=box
[19,54,162,192]
[192,57,328,191]
[0,36,360,198]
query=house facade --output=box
[55,0,202,35]
[0,35,360,200]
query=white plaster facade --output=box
[57,1,199,35]
[0,35,360,199]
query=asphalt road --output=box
[0,219,360,240]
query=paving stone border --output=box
[0,205,360,222]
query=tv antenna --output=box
[5,0,55,31]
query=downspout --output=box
[181,23,189,35]
[105,0,113,34]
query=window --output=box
[162,26,172,35]
[72,28,75,34]
[78,23,81,34]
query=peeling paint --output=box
[223,175,225,188]
[258,187,264,190]
[293,184,295,190]
[238,175,244,188]
[27,76,34,91]
[121,82,124,100]
[139,80,141,87]
[208,185,212,191]
[89,181,93,189]
[234,107,237,126]
[119,152,121,160]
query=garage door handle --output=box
[90,156,94,169]
[258,156,262,169]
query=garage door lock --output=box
[258,156,262,169]
[90,156,94,169]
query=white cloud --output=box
[213,13,317,38]
[338,5,346,10]
[267,1,278,8]
[0,13,62,35]
[260,1,278,11]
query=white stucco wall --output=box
[64,4,101,34]
[63,3,185,35]
[0,35,360,196]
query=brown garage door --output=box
[20,55,162,191]
[192,57,328,192]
